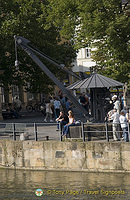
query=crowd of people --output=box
[107,95,129,142]
[42,91,129,140]
[43,91,89,120]
[3,91,129,141]
[43,94,79,136]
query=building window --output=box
[85,48,91,58]
[27,93,34,101]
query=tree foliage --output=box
[0,0,129,94]
[0,0,76,94]
[45,0,130,84]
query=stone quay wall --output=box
[0,140,130,172]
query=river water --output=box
[0,168,130,200]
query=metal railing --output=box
[81,122,130,142]
[0,122,129,142]
[0,122,61,141]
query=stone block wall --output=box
[0,140,130,172]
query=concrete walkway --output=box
[0,111,62,141]
[1,110,45,123]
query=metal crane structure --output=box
[122,0,130,16]
[14,36,89,120]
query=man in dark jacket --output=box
[56,111,69,132]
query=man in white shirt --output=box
[112,95,120,113]
[119,110,129,142]
[111,108,120,141]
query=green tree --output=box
[0,0,76,96]
[45,0,130,84]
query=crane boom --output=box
[14,36,89,119]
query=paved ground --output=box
[0,111,62,141]
[2,110,46,123]
[1,106,87,123]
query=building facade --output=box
[72,47,96,74]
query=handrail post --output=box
[105,122,109,142]
[34,123,38,141]
[128,122,130,142]
[81,122,85,142]
[13,123,16,141]
[88,125,91,141]
[59,122,62,141]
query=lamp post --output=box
[0,87,3,120]
[0,69,5,120]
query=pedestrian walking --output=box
[44,100,53,122]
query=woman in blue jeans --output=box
[62,110,75,136]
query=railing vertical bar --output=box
[128,122,130,142]
[88,126,91,141]
[82,122,85,142]
[59,122,62,141]
[13,123,16,141]
[105,122,109,142]
[34,123,38,141]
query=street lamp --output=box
[0,69,5,120]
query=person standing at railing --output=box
[127,108,130,123]
[123,107,130,123]
[112,95,121,114]
[119,110,129,142]
[111,108,120,141]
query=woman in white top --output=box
[62,110,75,136]
[119,110,129,142]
